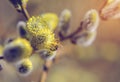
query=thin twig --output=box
[40,60,53,82]
[60,23,83,41]
[21,5,30,20]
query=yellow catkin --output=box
[27,16,48,35]
[22,0,28,3]
[4,38,32,61]
[41,13,59,31]
[61,9,71,22]
[16,58,33,75]
[0,45,3,56]
[13,38,32,58]
[90,12,97,23]
[26,16,58,50]
[20,59,32,70]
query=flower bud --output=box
[15,58,33,76]
[37,49,56,60]
[81,9,99,32]
[71,31,96,47]
[17,21,29,40]
[26,16,58,51]
[9,0,28,12]
[60,9,71,22]
[3,38,32,63]
[41,13,59,31]
[22,0,28,8]
[100,0,120,20]
[0,45,3,71]
[0,45,3,56]
[58,9,71,36]
[9,0,22,12]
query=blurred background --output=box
[0,0,120,82]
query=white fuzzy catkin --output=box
[82,9,99,32]
[100,0,120,19]
[38,49,56,60]
[17,21,26,30]
[75,31,97,47]
[15,58,33,76]
[58,9,71,36]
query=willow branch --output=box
[59,23,83,41]
[21,5,30,20]
[39,60,53,82]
